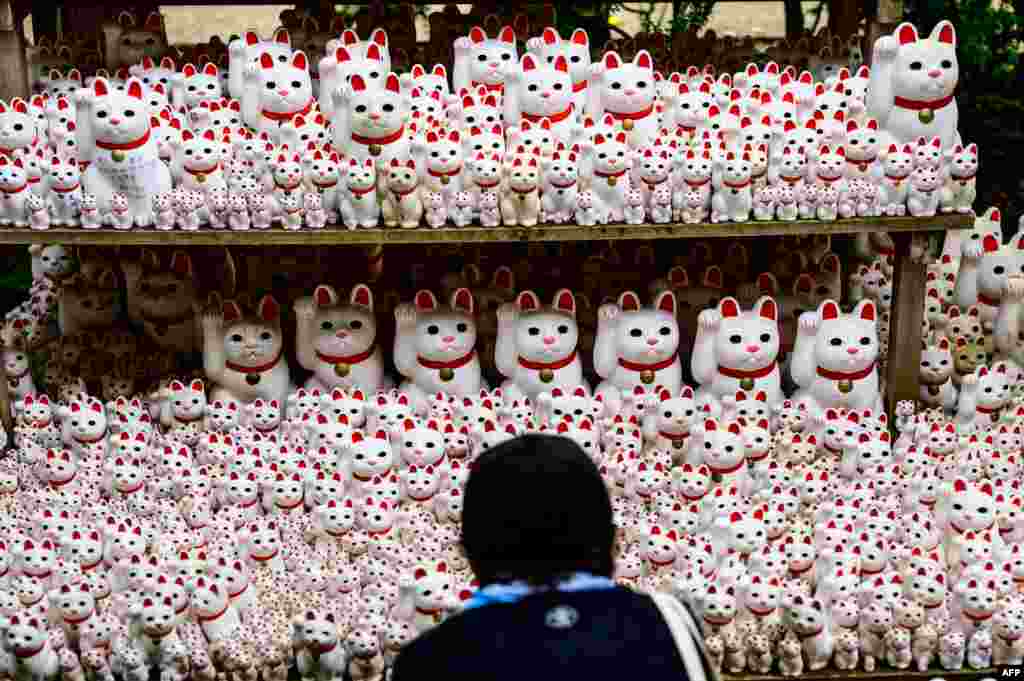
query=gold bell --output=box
[539,369,554,384]
[918,109,935,125]
[640,370,655,385]
[622,119,634,131]
[440,175,450,185]
[740,378,754,392]
[927,385,940,396]
[334,363,351,378]
[112,151,126,163]
[671,439,684,450]
[837,380,853,394]
[607,176,617,187]
[196,174,206,184]
[439,367,454,382]
[369,144,382,157]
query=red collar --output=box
[618,355,676,373]
[475,179,500,190]
[348,184,375,197]
[510,185,536,196]
[894,93,955,113]
[185,163,219,176]
[954,172,977,183]
[796,627,824,640]
[718,360,776,380]
[14,644,45,659]
[50,473,77,488]
[573,80,587,93]
[97,129,151,152]
[313,641,338,654]
[63,611,93,625]
[594,167,627,179]
[978,292,1000,308]
[175,412,204,423]
[747,606,776,618]
[816,361,876,382]
[923,600,944,609]
[253,422,279,433]
[707,459,745,476]
[975,404,999,415]
[471,81,504,93]
[885,172,910,182]
[391,185,418,198]
[659,430,689,442]
[680,491,705,502]
[1,183,26,195]
[74,431,105,444]
[226,349,283,374]
[724,179,751,190]
[229,582,249,599]
[261,99,313,123]
[366,526,393,539]
[352,467,391,482]
[408,490,437,503]
[518,350,577,372]
[608,103,655,123]
[523,103,574,125]
[789,562,813,576]
[324,526,350,538]
[643,177,668,189]
[859,564,883,577]
[80,558,102,573]
[274,179,301,192]
[250,548,279,563]
[351,125,404,147]
[847,156,876,170]
[962,609,993,623]
[685,178,710,188]
[779,174,803,184]
[702,614,732,627]
[313,179,338,190]
[316,346,376,366]
[428,166,462,179]
[418,350,476,371]
[274,498,303,511]
[197,602,229,622]
[648,556,676,568]
[51,183,81,193]
[549,179,576,189]
[817,174,842,184]
[237,497,259,509]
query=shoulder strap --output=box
[648,591,717,681]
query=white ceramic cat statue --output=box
[867,21,960,151]
[241,50,314,142]
[587,50,658,148]
[504,53,576,142]
[294,283,386,393]
[394,289,484,415]
[790,299,883,418]
[201,295,292,416]
[594,290,681,415]
[495,289,587,403]
[76,77,172,226]
[453,26,517,96]
[692,296,783,414]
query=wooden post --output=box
[886,232,926,413]
[867,0,901,66]
[0,0,27,101]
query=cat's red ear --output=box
[820,301,840,320]
[934,20,956,45]
[93,78,109,97]
[897,23,919,45]
[757,297,777,321]
[258,295,280,323]
[655,290,676,317]
[260,53,275,70]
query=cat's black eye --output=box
[629,328,642,337]
[427,325,439,335]
[909,61,923,71]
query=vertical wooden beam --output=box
[886,232,926,414]
[0,0,27,101]
[866,0,902,66]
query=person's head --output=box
[460,434,615,586]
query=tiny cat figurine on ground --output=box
[249,192,272,229]
[279,192,303,230]
[479,190,500,227]
[753,186,776,220]
[681,188,708,224]
[941,143,977,214]
[152,192,175,231]
[575,190,598,226]
[449,191,475,227]
[650,185,672,223]
[908,165,941,216]
[175,190,201,231]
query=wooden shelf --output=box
[0,214,972,246]
[722,668,996,680]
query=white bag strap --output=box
[649,591,718,681]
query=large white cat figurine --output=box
[692,296,783,414]
[453,26,517,96]
[332,72,409,168]
[790,299,883,418]
[587,50,659,148]
[294,283,387,394]
[495,289,587,403]
[594,290,681,414]
[394,289,484,415]
[526,27,591,113]
[867,21,960,151]
[504,53,577,142]
[201,295,292,415]
[227,28,292,100]
[76,77,171,226]
[241,50,314,142]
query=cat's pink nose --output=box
[928,69,941,78]
[369,113,380,120]
[746,345,760,353]
[278,90,289,97]
[543,336,556,345]
[442,336,455,344]
[625,89,636,96]
[110,118,121,125]
[335,330,348,339]
[647,338,658,346]
[489,62,498,69]
[541,92,550,99]
[847,347,859,355]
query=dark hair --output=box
[460,434,615,587]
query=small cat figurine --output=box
[338,157,379,229]
[424,191,447,228]
[0,154,30,226]
[27,192,49,230]
[394,288,484,414]
[775,185,798,221]
[880,143,914,215]
[791,299,883,419]
[711,151,753,223]
[78,193,100,229]
[500,156,541,227]
[174,189,202,231]
[585,131,631,223]
[574,189,598,226]
[306,149,341,221]
[681,188,708,224]
[623,189,645,225]
[504,53,576,142]
[206,189,229,229]
[383,157,422,229]
[332,72,409,167]
[752,186,776,221]
[587,50,659,147]
[479,190,500,227]
[279,191,303,230]
[295,283,385,394]
[303,192,326,229]
[201,295,292,415]
[241,50,314,142]
[227,193,250,230]
[46,155,82,226]
[495,289,586,402]
[908,165,941,217]
[540,150,579,224]
[593,290,682,415]
[526,28,591,112]
[650,185,672,224]
[249,192,272,229]
[867,21,960,150]
[171,62,222,110]
[110,192,133,230]
[449,191,475,227]
[919,335,958,410]
[453,26,517,95]
[940,143,977,214]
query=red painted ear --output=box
[821,301,840,320]
[554,289,576,317]
[93,78,109,97]
[258,295,280,323]
[619,291,641,311]
[260,53,275,70]
[860,301,876,322]
[655,290,676,317]
[719,298,740,318]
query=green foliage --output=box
[553,2,623,50]
[640,0,718,35]
[943,0,1021,87]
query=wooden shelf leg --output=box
[0,0,27,102]
[885,232,926,417]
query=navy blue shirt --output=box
[391,586,706,680]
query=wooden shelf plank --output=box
[0,214,972,246]
[723,667,996,680]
